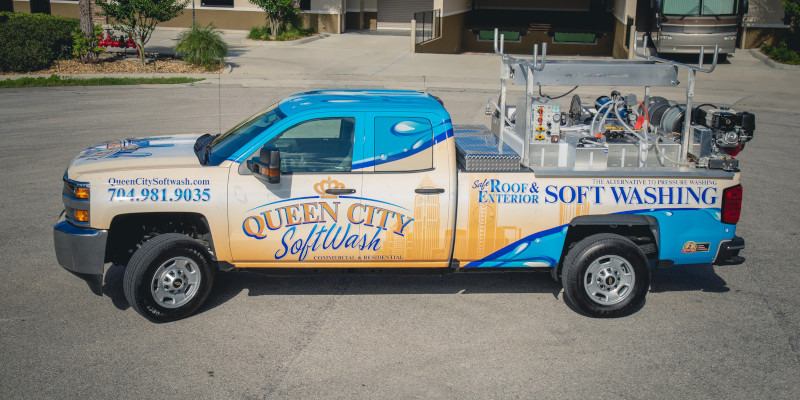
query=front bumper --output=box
[54,218,108,275]
[654,33,736,55]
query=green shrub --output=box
[275,26,316,41]
[248,25,270,40]
[249,23,316,41]
[72,25,105,61]
[762,42,800,65]
[175,24,227,71]
[0,12,79,72]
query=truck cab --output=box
[55,90,460,322]
[220,90,457,269]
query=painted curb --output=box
[242,33,330,47]
[749,49,800,71]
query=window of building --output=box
[553,32,598,44]
[266,117,355,172]
[374,117,433,172]
[202,0,234,7]
[478,30,521,42]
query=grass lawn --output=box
[0,74,204,88]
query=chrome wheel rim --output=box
[583,255,635,305]
[150,256,201,309]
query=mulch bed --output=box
[2,55,223,75]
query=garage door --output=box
[377,0,434,29]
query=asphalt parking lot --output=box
[1,50,800,398]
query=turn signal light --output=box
[75,187,89,199]
[721,185,742,224]
[74,210,89,222]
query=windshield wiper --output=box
[194,133,220,165]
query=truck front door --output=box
[227,114,366,267]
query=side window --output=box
[374,117,433,172]
[267,117,355,172]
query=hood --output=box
[67,134,203,176]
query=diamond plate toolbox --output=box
[453,126,521,171]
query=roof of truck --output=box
[277,90,448,116]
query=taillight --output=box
[721,184,742,224]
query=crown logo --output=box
[314,177,345,198]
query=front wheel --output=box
[561,234,650,317]
[124,233,214,323]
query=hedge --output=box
[0,12,79,72]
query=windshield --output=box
[662,0,737,16]
[207,103,287,165]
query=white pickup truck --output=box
[54,38,753,322]
[54,87,751,322]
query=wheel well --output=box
[554,215,660,279]
[104,212,214,266]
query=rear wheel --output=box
[124,233,214,323]
[562,234,650,317]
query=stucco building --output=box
[8,0,789,58]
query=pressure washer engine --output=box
[645,97,756,170]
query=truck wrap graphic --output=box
[455,174,737,267]
[241,177,415,261]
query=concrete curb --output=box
[242,33,330,47]
[749,49,800,71]
[0,73,215,80]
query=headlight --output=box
[723,35,736,41]
[64,178,90,199]
[75,187,90,199]
[63,176,90,224]
[660,35,674,40]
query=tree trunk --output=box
[138,38,146,66]
[79,0,93,37]
[269,17,279,39]
[78,0,98,62]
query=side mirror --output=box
[246,145,281,184]
[741,1,749,15]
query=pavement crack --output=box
[742,260,800,365]
[260,276,351,398]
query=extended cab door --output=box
[358,113,455,267]
[227,113,365,267]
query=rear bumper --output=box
[714,236,745,264]
[54,219,108,276]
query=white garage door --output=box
[377,0,434,29]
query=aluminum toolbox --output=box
[454,126,521,171]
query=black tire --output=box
[717,53,728,63]
[124,233,214,323]
[561,234,650,318]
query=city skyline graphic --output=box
[379,175,448,261]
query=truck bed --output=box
[453,125,735,179]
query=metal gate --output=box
[377,0,433,29]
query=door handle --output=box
[326,188,356,195]
[415,188,445,194]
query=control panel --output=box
[515,97,561,143]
